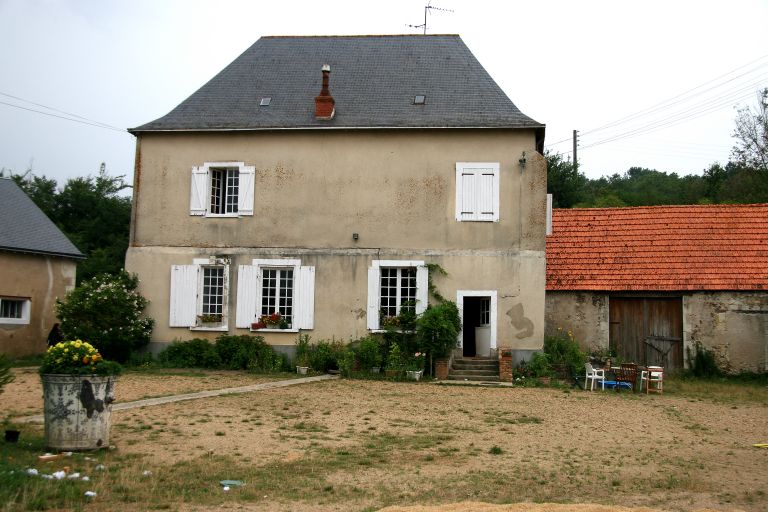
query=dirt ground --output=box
[4,369,766,512]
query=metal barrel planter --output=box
[41,374,116,450]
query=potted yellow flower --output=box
[39,340,121,450]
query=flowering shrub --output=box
[408,352,426,371]
[55,270,154,363]
[39,340,121,376]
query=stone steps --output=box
[447,356,500,382]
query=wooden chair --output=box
[640,366,664,394]
[614,363,638,392]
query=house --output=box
[126,35,547,364]
[546,204,768,373]
[0,177,84,356]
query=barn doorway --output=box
[609,297,684,369]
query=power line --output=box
[0,100,127,133]
[0,91,124,131]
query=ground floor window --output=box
[0,297,30,325]
[380,267,417,319]
[169,259,230,330]
[367,260,427,331]
[260,268,294,327]
[201,266,225,320]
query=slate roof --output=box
[130,35,543,132]
[546,204,768,291]
[0,178,84,259]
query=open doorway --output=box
[457,291,497,358]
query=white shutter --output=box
[367,266,381,330]
[415,265,428,315]
[235,265,259,328]
[478,171,495,221]
[237,165,255,216]
[190,166,208,216]
[460,171,477,221]
[169,265,198,327]
[295,266,315,329]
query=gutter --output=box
[128,124,546,136]
[0,246,86,261]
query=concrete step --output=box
[451,361,499,370]
[448,369,500,377]
[447,374,500,382]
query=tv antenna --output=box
[406,2,454,35]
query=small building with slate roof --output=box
[126,35,547,375]
[0,177,84,356]
[545,204,768,373]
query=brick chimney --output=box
[315,64,335,120]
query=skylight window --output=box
[260,97,271,106]
[414,95,426,105]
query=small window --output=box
[190,162,255,217]
[414,95,426,105]
[209,168,239,215]
[0,297,30,325]
[455,162,500,222]
[260,97,271,106]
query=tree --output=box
[731,88,768,172]
[7,164,132,283]
[55,271,154,363]
[545,151,587,208]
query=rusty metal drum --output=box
[41,374,116,450]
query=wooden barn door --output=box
[609,297,683,370]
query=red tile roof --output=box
[546,204,768,291]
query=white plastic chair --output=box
[640,366,664,394]
[584,362,605,391]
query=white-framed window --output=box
[367,260,428,331]
[190,162,255,217]
[169,258,230,331]
[235,259,315,332]
[0,297,31,325]
[455,162,500,222]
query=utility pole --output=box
[573,130,579,170]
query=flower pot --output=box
[537,376,551,385]
[406,370,423,381]
[385,369,399,378]
[370,367,381,374]
[296,366,309,375]
[4,429,20,443]
[41,374,116,451]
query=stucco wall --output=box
[127,129,547,354]
[0,251,77,356]
[544,291,609,352]
[684,291,768,373]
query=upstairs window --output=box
[190,162,254,217]
[209,167,240,215]
[455,162,500,222]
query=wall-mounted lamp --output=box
[519,151,527,169]
[352,233,359,241]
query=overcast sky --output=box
[1,0,767,188]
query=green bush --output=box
[157,335,288,372]
[336,348,356,377]
[215,335,285,372]
[158,338,221,368]
[386,342,406,372]
[416,301,461,359]
[295,334,311,367]
[307,339,345,373]
[355,336,383,369]
[527,352,554,378]
[544,328,586,376]
[0,354,14,394]
[55,270,154,363]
